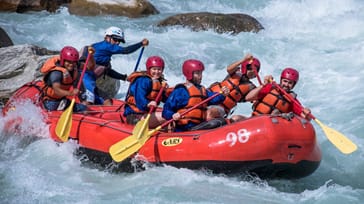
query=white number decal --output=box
[226,129,250,147]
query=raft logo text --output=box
[162,137,183,147]
[226,129,250,147]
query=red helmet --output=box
[281,67,299,83]
[182,59,205,80]
[241,57,260,75]
[146,56,165,74]
[60,46,79,66]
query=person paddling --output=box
[162,59,229,132]
[247,67,311,119]
[208,53,261,117]
[40,46,93,112]
[124,56,169,128]
[79,26,149,105]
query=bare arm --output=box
[86,46,96,70]
[52,82,77,97]
[226,53,253,75]
[245,85,263,101]
[245,75,273,101]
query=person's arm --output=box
[86,46,96,70]
[292,98,311,120]
[48,71,76,97]
[106,69,127,80]
[109,42,144,55]
[162,86,188,120]
[245,75,273,101]
[130,77,152,111]
[246,83,272,101]
[226,53,253,75]
[206,89,225,105]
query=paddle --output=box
[250,58,262,85]
[124,47,145,101]
[55,49,92,142]
[134,46,145,71]
[109,91,222,162]
[134,83,166,141]
[271,81,357,154]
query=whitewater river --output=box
[1,0,363,203]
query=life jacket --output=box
[177,83,207,126]
[252,86,297,116]
[209,73,253,113]
[40,56,78,100]
[125,71,165,114]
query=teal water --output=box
[1,0,363,203]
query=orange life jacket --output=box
[177,83,207,125]
[252,87,296,116]
[126,71,165,114]
[40,56,78,100]
[209,73,254,113]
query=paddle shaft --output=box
[134,47,145,72]
[148,82,165,113]
[76,51,92,91]
[109,91,222,162]
[55,50,92,142]
[158,92,222,129]
[253,67,263,85]
[124,47,145,101]
[272,82,357,154]
[271,81,312,118]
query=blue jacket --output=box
[124,76,151,116]
[92,40,143,66]
[162,83,225,131]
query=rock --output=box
[158,12,264,34]
[0,44,58,99]
[68,0,159,18]
[0,44,119,102]
[0,27,13,48]
[0,0,158,18]
[0,0,69,13]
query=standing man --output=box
[80,26,149,105]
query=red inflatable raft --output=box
[3,81,321,179]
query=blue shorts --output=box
[80,71,104,105]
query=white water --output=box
[1,0,363,203]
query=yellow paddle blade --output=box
[109,119,150,162]
[55,99,75,142]
[314,118,357,154]
[109,135,144,162]
[135,114,151,139]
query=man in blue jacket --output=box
[80,26,149,105]
[162,59,229,132]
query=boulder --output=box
[68,0,159,18]
[0,44,58,100]
[0,27,13,48]
[0,0,158,18]
[158,12,264,34]
[0,0,69,13]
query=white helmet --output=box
[104,26,125,43]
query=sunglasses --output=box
[112,37,122,43]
